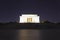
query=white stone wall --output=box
[19,14,40,23]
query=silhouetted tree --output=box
[43,20,53,24]
[56,22,60,24]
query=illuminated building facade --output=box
[19,14,40,23]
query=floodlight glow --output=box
[19,14,40,23]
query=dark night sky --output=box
[0,0,60,23]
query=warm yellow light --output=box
[27,18,32,22]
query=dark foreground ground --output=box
[0,23,60,29]
[0,23,60,40]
